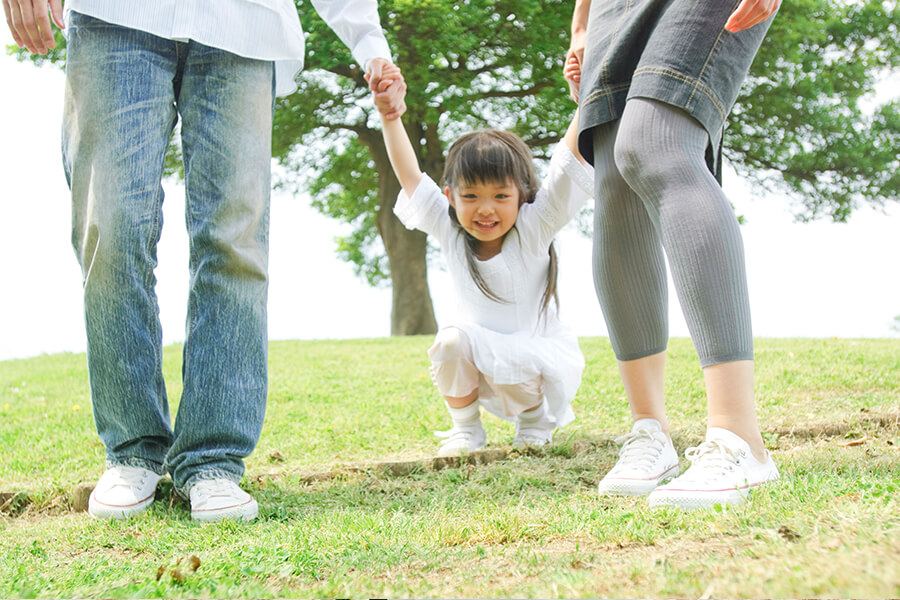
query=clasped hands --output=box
[368,61,407,121]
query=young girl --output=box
[373,65,593,456]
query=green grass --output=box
[1,337,898,598]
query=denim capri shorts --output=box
[576,0,774,175]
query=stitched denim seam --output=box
[599,0,633,115]
[685,0,740,111]
[582,82,632,108]
[632,66,727,118]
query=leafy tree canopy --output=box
[10,0,899,283]
[732,0,900,221]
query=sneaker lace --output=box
[192,479,236,499]
[107,465,149,489]
[614,428,666,470]
[683,440,743,480]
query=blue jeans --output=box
[62,12,274,497]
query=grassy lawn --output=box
[1,337,898,598]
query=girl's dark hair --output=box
[442,129,559,316]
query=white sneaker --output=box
[434,421,487,457]
[597,418,680,496]
[189,479,259,522]
[513,407,556,448]
[88,465,162,519]
[648,427,780,510]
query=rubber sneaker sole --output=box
[436,439,486,457]
[647,479,771,510]
[191,497,259,522]
[88,489,156,520]
[597,463,680,496]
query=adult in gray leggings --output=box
[566,0,781,510]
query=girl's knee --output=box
[428,327,470,362]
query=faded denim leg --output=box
[63,12,275,493]
[165,42,275,497]
[63,12,179,475]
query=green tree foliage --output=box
[10,0,899,332]
[270,0,899,331]
[731,0,900,221]
[271,0,572,283]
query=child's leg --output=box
[428,328,486,455]
[484,375,555,447]
[484,375,543,417]
[429,327,480,408]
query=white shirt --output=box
[394,142,594,336]
[64,0,392,96]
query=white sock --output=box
[447,401,480,428]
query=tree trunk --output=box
[373,145,438,336]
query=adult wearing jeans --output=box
[5,0,405,521]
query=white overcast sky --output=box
[1,27,899,361]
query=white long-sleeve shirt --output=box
[64,0,392,96]
[394,142,594,336]
[394,142,593,427]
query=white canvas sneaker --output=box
[189,479,259,522]
[597,418,680,496]
[88,465,162,519]
[648,427,780,510]
[434,421,487,457]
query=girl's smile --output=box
[474,219,500,231]
[447,178,521,257]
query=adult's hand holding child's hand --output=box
[563,53,582,104]
[368,62,407,120]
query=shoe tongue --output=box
[705,427,751,452]
[632,418,662,432]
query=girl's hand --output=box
[563,52,582,104]
[724,0,780,33]
[367,63,407,120]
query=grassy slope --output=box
[0,337,898,598]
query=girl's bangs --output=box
[454,139,520,188]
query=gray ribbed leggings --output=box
[592,98,752,367]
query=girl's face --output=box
[446,177,521,259]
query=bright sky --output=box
[1,28,899,361]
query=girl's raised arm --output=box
[562,107,587,166]
[381,116,424,197]
[372,64,423,197]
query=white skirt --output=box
[442,322,585,428]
